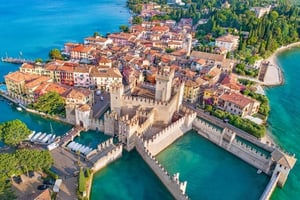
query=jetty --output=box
[1,57,35,64]
[59,126,83,147]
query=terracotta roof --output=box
[151,25,169,32]
[84,36,107,43]
[34,82,70,96]
[216,34,239,43]
[190,51,225,62]
[5,71,39,83]
[72,45,93,53]
[78,104,91,112]
[21,63,35,69]
[185,80,198,87]
[219,92,253,108]
[25,76,52,89]
[66,88,91,100]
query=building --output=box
[70,45,95,60]
[251,6,272,18]
[215,34,239,52]
[5,71,52,104]
[73,65,91,88]
[217,92,260,117]
[90,67,123,91]
[184,80,200,103]
[65,88,93,106]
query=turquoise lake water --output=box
[0,1,299,199]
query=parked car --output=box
[43,179,55,185]
[13,176,22,184]
[37,184,49,190]
[28,171,34,178]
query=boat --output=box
[31,132,42,141]
[27,131,36,140]
[41,134,51,143]
[83,147,91,155]
[16,107,22,111]
[72,143,80,151]
[48,134,56,143]
[36,133,47,142]
[257,169,262,174]
[75,144,83,152]
[67,141,75,149]
[78,145,86,153]
[47,142,59,151]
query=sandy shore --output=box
[263,41,300,86]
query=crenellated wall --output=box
[136,137,189,200]
[193,118,272,174]
[91,144,123,172]
[143,112,196,156]
[88,118,105,132]
[230,140,271,174]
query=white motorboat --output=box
[42,134,51,143]
[31,132,42,141]
[37,133,47,142]
[27,131,36,140]
[16,107,22,111]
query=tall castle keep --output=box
[106,67,186,151]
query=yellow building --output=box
[5,71,52,105]
[184,80,200,103]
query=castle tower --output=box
[155,67,174,102]
[110,83,124,116]
[185,33,192,57]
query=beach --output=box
[263,41,300,86]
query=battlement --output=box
[105,111,118,120]
[135,136,189,199]
[119,114,140,126]
[232,140,270,162]
[157,67,175,78]
[193,118,223,135]
[110,82,124,93]
[144,116,186,146]
[122,95,168,106]
[97,138,114,152]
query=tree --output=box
[119,25,129,33]
[93,31,101,37]
[0,120,31,146]
[49,48,62,60]
[35,58,43,63]
[31,91,65,116]
[132,16,143,24]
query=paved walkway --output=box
[51,147,91,200]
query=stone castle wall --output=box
[136,137,188,200]
[91,144,123,172]
[193,118,271,174]
[143,112,196,156]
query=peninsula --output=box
[0,0,299,200]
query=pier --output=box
[1,57,35,64]
[59,126,83,147]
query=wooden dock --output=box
[1,57,35,64]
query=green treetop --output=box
[49,48,63,60]
[0,120,31,146]
[30,91,66,116]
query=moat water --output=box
[0,1,299,199]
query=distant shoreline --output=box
[263,41,300,86]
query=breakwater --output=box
[136,136,189,200]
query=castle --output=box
[66,66,196,151]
